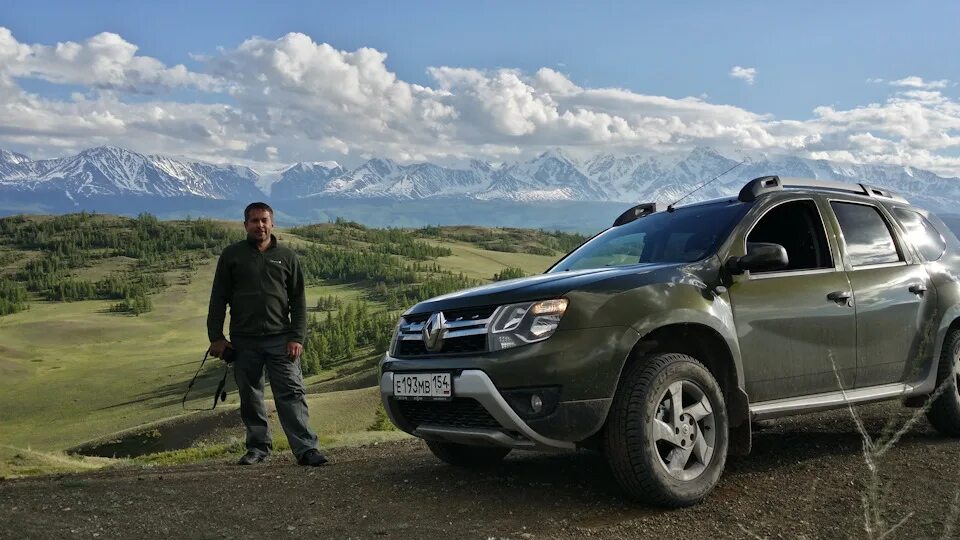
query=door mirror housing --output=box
[727,242,789,275]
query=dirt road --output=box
[3,402,960,539]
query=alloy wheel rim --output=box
[652,379,716,481]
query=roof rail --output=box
[737,175,909,204]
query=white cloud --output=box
[0,27,220,93]
[0,27,959,177]
[533,68,580,95]
[729,66,757,85]
[889,76,949,90]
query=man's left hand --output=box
[287,341,303,361]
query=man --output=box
[207,202,327,467]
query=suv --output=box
[379,175,960,507]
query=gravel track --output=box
[2,402,959,539]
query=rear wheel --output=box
[605,353,728,507]
[425,440,511,467]
[927,329,960,436]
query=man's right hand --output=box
[209,339,233,359]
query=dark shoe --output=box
[236,451,268,466]
[297,449,328,467]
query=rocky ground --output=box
[2,402,959,539]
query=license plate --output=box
[394,373,452,401]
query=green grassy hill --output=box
[0,213,579,477]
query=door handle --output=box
[827,291,853,306]
[909,283,928,295]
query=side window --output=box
[830,202,902,266]
[747,200,833,272]
[891,207,946,261]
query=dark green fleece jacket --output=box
[207,235,307,344]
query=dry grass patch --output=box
[0,445,112,478]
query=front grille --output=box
[394,306,497,357]
[395,334,487,357]
[402,306,496,325]
[395,398,501,430]
[443,306,497,322]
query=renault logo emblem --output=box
[422,312,446,352]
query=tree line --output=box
[295,241,482,312]
[294,218,586,258]
[0,279,28,316]
[298,244,418,285]
[292,219,452,260]
[493,267,525,281]
[413,225,587,256]
[0,212,243,316]
[1,212,242,256]
[299,300,397,376]
[370,272,480,311]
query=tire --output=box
[927,329,960,436]
[604,353,729,507]
[425,440,511,467]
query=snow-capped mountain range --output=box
[2,145,959,220]
[0,146,263,201]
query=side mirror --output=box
[727,242,789,274]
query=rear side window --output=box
[830,202,902,266]
[891,207,946,261]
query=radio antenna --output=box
[667,159,745,212]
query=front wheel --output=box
[605,353,728,507]
[425,440,511,467]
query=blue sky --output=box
[0,0,958,174]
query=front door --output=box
[828,200,937,388]
[728,198,857,402]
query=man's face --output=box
[244,209,273,243]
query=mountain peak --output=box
[284,161,342,173]
[361,157,399,177]
[366,157,396,165]
[0,148,31,165]
[79,145,140,159]
[537,147,575,163]
[469,159,492,172]
[685,146,723,161]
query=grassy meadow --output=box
[0,215,576,477]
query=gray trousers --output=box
[232,334,319,458]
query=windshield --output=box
[549,200,749,272]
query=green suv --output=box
[379,176,960,507]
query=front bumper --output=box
[382,326,639,401]
[381,370,577,450]
[379,325,638,450]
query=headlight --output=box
[488,298,568,351]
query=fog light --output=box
[530,394,543,413]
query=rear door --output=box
[826,199,936,388]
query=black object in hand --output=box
[221,347,236,364]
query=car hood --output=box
[407,262,683,315]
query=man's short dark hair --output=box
[244,202,274,222]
